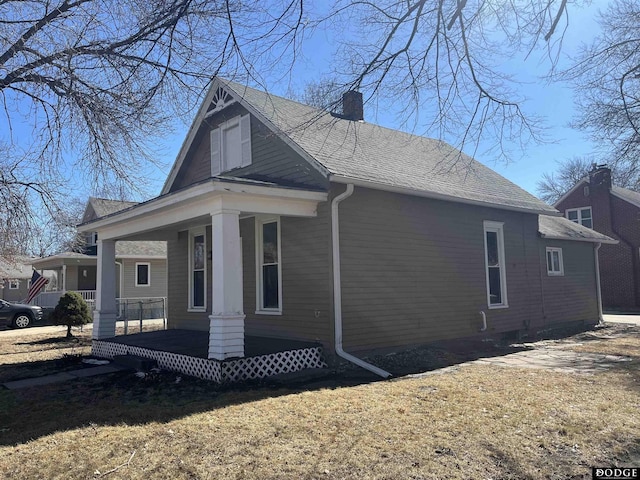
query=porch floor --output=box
[101,329,321,359]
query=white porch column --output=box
[62,264,67,292]
[93,239,117,339]
[208,210,245,359]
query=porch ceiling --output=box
[31,254,97,270]
[78,178,327,241]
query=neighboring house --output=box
[555,165,640,311]
[78,78,614,383]
[0,256,36,303]
[31,197,168,311]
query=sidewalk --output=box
[603,313,640,326]
[0,318,166,338]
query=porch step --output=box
[267,367,334,386]
[112,355,158,372]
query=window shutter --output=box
[240,114,252,168]
[211,127,221,176]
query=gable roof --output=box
[82,197,138,223]
[163,78,558,215]
[538,215,617,244]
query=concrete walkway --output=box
[603,313,640,326]
[0,318,166,338]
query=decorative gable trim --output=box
[205,85,236,117]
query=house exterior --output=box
[0,256,35,303]
[31,197,168,312]
[555,166,640,311]
[78,78,614,382]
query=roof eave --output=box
[331,175,560,216]
[539,233,618,245]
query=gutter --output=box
[331,184,392,378]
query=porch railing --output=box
[32,290,96,308]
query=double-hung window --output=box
[211,114,252,175]
[8,279,19,290]
[256,217,281,314]
[546,247,564,276]
[566,207,592,228]
[135,262,150,286]
[483,221,508,308]
[189,229,206,311]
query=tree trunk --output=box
[66,324,73,338]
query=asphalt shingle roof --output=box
[538,215,616,244]
[611,185,640,208]
[224,80,557,214]
[88,197,137,219]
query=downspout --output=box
[594,243,604,324]
[332,184,392,378]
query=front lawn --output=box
[0,324,638,479]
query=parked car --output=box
[0,299,43,328]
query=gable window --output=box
[483,221,508,308]
[566,207,592,228]
[135,262,150,286]
[189,229,206,311]
[546,247,564,276]
[8,279,19,290]
[211,114,252,175]
[256,217,282,314]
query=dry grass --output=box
[0,326,639,480]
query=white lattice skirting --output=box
[92,340,327,383]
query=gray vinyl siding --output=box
[169,104,328,192]
[167,228,212,331]
[241,206,333,344]
[336,185,545,353]
[1,280,29,302]
[538,240,598,327]
[118,258,167,299]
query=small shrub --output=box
[51,292,92,338]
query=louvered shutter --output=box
[240,114,252,168]
[210,127,221,175]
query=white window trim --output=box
[483,220,509,309]
[135,262,151,287]
[188,227,207,312]
[255,216,282,315]
[211,114,252,176]
[565,206,593,227]
[8,279,19,290]
[546,247,564,276]
[89,232,98,246]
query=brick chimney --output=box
[342,90,363,121]
[589,164,612,190]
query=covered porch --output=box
[79,178,328,382]
[93,329,326,382]
[30,253,98,308]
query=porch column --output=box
[208,210,245,359]
[93,239,117,339]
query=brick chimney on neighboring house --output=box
[341,90,364,121]
[589,164,612,191]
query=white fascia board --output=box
[115,255,167,260]
[553,178,589,208]
[82,180,327,241]
[539,234,618,245]
[331,175,560,216]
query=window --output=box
[483,221,508,308]
[566,207,592,228]
[189,229,206,311]
[256,217,281,313]
[211,114,252,175]
[135,263,150,286]
[546,247,564,276]
[89,232,98,245]
[8,279,19,290]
